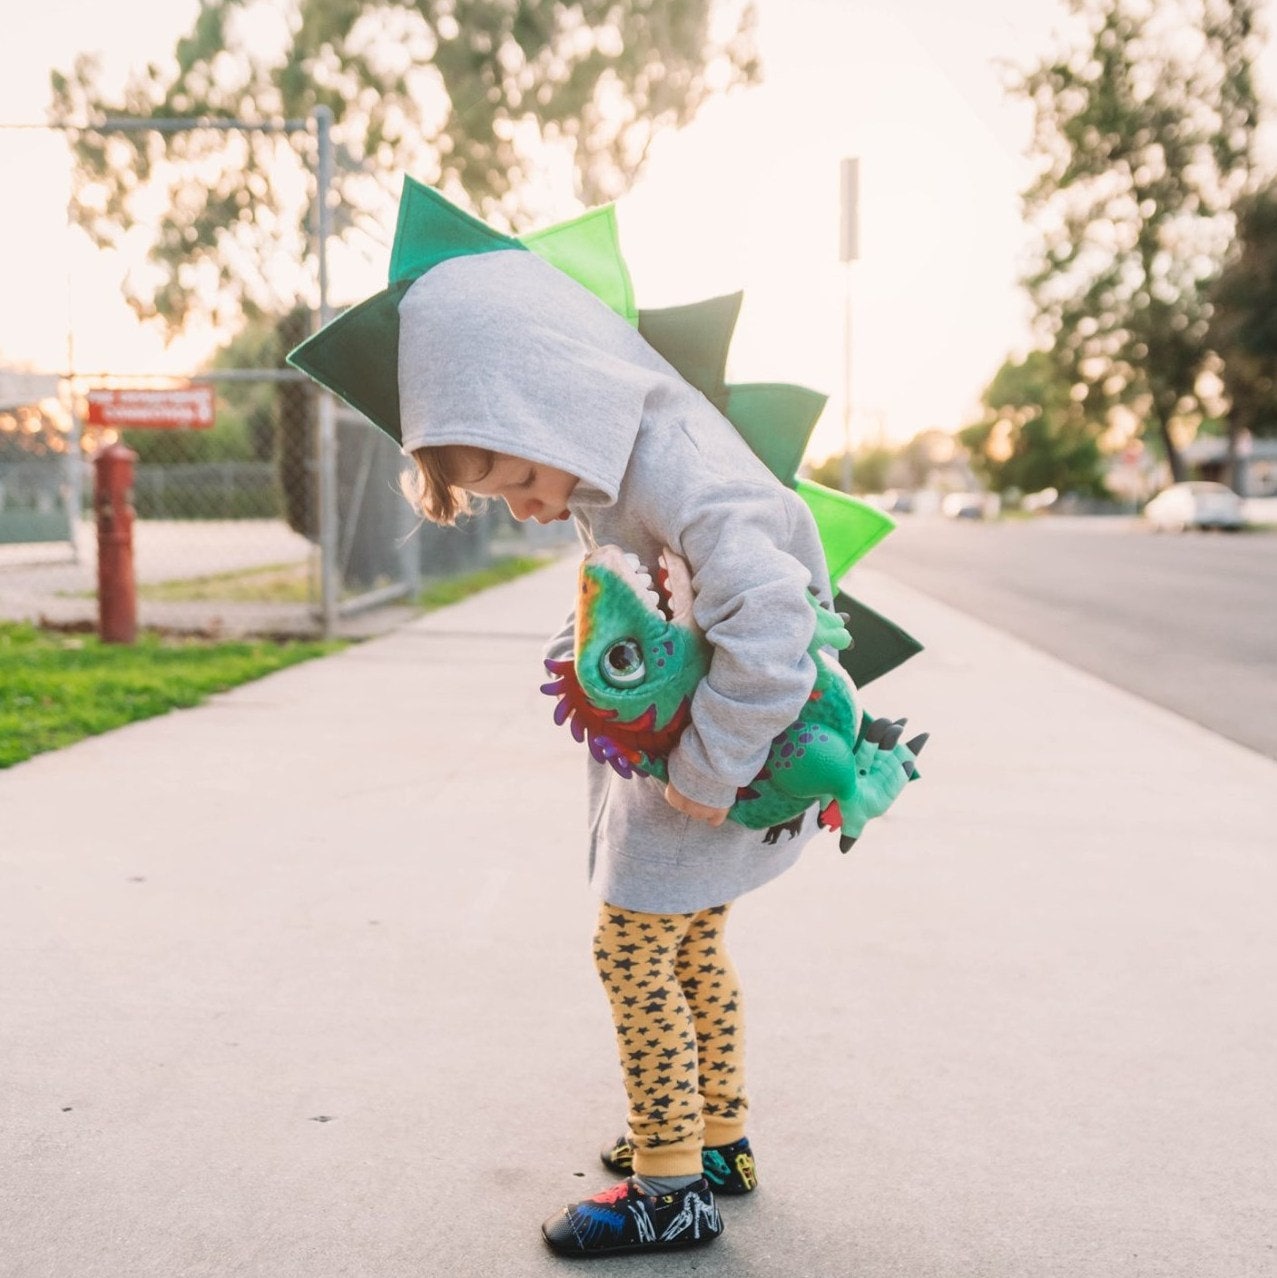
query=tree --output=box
[959,351,1107,497]
[50,0,760,335]
[1010,0,1263,481]
[210,319,284,462]
[808,444,895,494]
[1208,183,1277,460]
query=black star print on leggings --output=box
[593,901,747,1179]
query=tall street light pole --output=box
[839,157,860,494]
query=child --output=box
[395,247,844,1258]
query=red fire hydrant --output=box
[95,443,138,644]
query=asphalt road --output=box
[861,515,1277,761]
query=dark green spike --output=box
[638,292,743,410]
[388,175,523,284]
[834,591,924,686]
[723,383,828,488]
[286,280,413,444]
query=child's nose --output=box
[506,495,539,522]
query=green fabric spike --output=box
[638,293,743,411]
[521,206,638,326]
[834,591,924,687]
[724,383,828,488]
[388,175,523,284]
[288,178,528,445]
[797,479,895,584]
[633,297,913,673]
[286,280,413,443]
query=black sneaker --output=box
[541,1177,723,1258]
[600,1134,759,1195]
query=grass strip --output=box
[0,625,341,769]
[127,552,553,607]
[415,554,555,611]
[3,552,557,769]
[135,561,312,604]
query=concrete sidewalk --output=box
[3,557,1273,1278]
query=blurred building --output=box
[0,370,75,548]
[1182,436,1277,498]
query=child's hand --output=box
[664,782,729,827]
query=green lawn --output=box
[0,625,341,769]
[1,552,558,770]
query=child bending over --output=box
[396,248,847,1258]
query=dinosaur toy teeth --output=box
[592,545,695,625]
[594,545,667,620]
[656,550,695,627]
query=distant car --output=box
[941,492,983,519]
[941,492,999,520]
[1143,481,1244,532]
[1022,487,1059,513]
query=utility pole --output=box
[313,105,338,639]
[839,157,860,494]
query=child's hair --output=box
[400,444,494,526]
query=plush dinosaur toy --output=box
[541,544,927,851]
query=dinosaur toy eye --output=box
[600,638,646,687]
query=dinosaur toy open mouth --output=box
[587,545,696,627]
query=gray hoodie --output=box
[399,250,834,913]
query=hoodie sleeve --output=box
[662,480,818,809]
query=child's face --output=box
[452,449,579,524]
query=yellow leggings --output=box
[593,901,747,1178]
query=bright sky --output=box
[1,0,1273,457]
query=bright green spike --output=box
[796,479,895,584]
[286,281,413,444]
[521,205,637,326]
[833,590,924,687]
[388,175,523,285]
[724,383,828,488]
[638,293,743,410]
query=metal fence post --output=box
[3,115,420,635]
[314,104,339,638]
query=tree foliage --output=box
[807,445,895,495]
[959,351,1107,496]
[1208,183,1277,440]
[50,0,759,335]
[1010,0,1263,481]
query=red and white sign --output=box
[86,385,215,430]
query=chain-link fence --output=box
[0,118,550,638]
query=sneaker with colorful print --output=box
[600,1134,759,1195]
[541,1177,723,1257]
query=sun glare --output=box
[5,0,1276,455]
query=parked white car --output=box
[1143,481,1244,532]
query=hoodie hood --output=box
[397,249,680,504]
